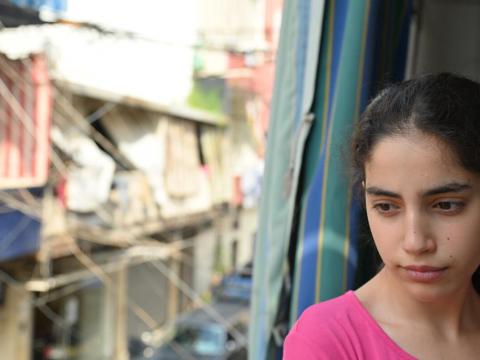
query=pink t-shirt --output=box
[283,291,417,359]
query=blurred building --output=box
[0,50,50,360]
[0,0,281,359]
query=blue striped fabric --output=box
[291,0,412,322]
[250,1,412,359]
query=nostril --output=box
[403,236,435,254]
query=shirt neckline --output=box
[346,290,418,360]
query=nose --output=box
[402,211,436,255]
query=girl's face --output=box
[364,130,480,301]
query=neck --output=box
[366,269,480,338]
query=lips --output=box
[402,265,448,282]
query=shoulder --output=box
[284,291,418,360]
[293,291,356,332]
[283,291,360,359]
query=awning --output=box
[0,24,227,126]
[249,0,326,358]
[0,53,52,189]
[0,191,42,262]
[250,0,412,358]
[291,0,412,316]
[55,79,228,127]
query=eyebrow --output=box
[423,183,472,196]
[365,182,472,198]
[365,187,401,198]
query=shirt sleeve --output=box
[283,330,323,360]
[283,311,358,360]
[283,321,354,360]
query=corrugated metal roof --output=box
[56,79,228,126]
[0,24,227,126]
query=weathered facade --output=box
[0,0,279,358]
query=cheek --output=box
[437,222,480,267]
[367,213,398,260]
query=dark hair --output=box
[351,72,480,291]
[352,72,480,187]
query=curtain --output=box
[250,0,412,358]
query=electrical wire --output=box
[13,270,118,358]
[0,56,70,177]
[0,221,241,359]
[0,269,69,330]
[30,250,194,359]
[27,229,245,358]
[0,191,42,220]
[69,241,161,330]
[52,87,136,170]
[0,40,250,358]
[119,232,249,345]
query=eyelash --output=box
[372,203,399,216]
[432,200,465,213]
[372,200,466,216]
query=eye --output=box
[372,202,400,216]
[433,200,465,213]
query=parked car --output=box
[212,262,252,303]
[129,336,156,359]
[153,301,249,360]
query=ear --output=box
[361,181,365,189]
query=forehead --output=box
[364,132,477,190]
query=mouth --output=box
[401,265,448,282]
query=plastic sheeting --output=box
[51,126,115,212]
[101,107,214,219]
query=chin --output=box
[403,282,466,303]
[407,286,447,303]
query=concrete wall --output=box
[76,283,109,360]
[217,207,257,270]
[192,225,217,296]
[127,260,170,338]
[0,285,32,360]
[412,0,480,79]
[192,207,257,296]
[74,266,128,360]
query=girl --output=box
[284,73,480,359]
